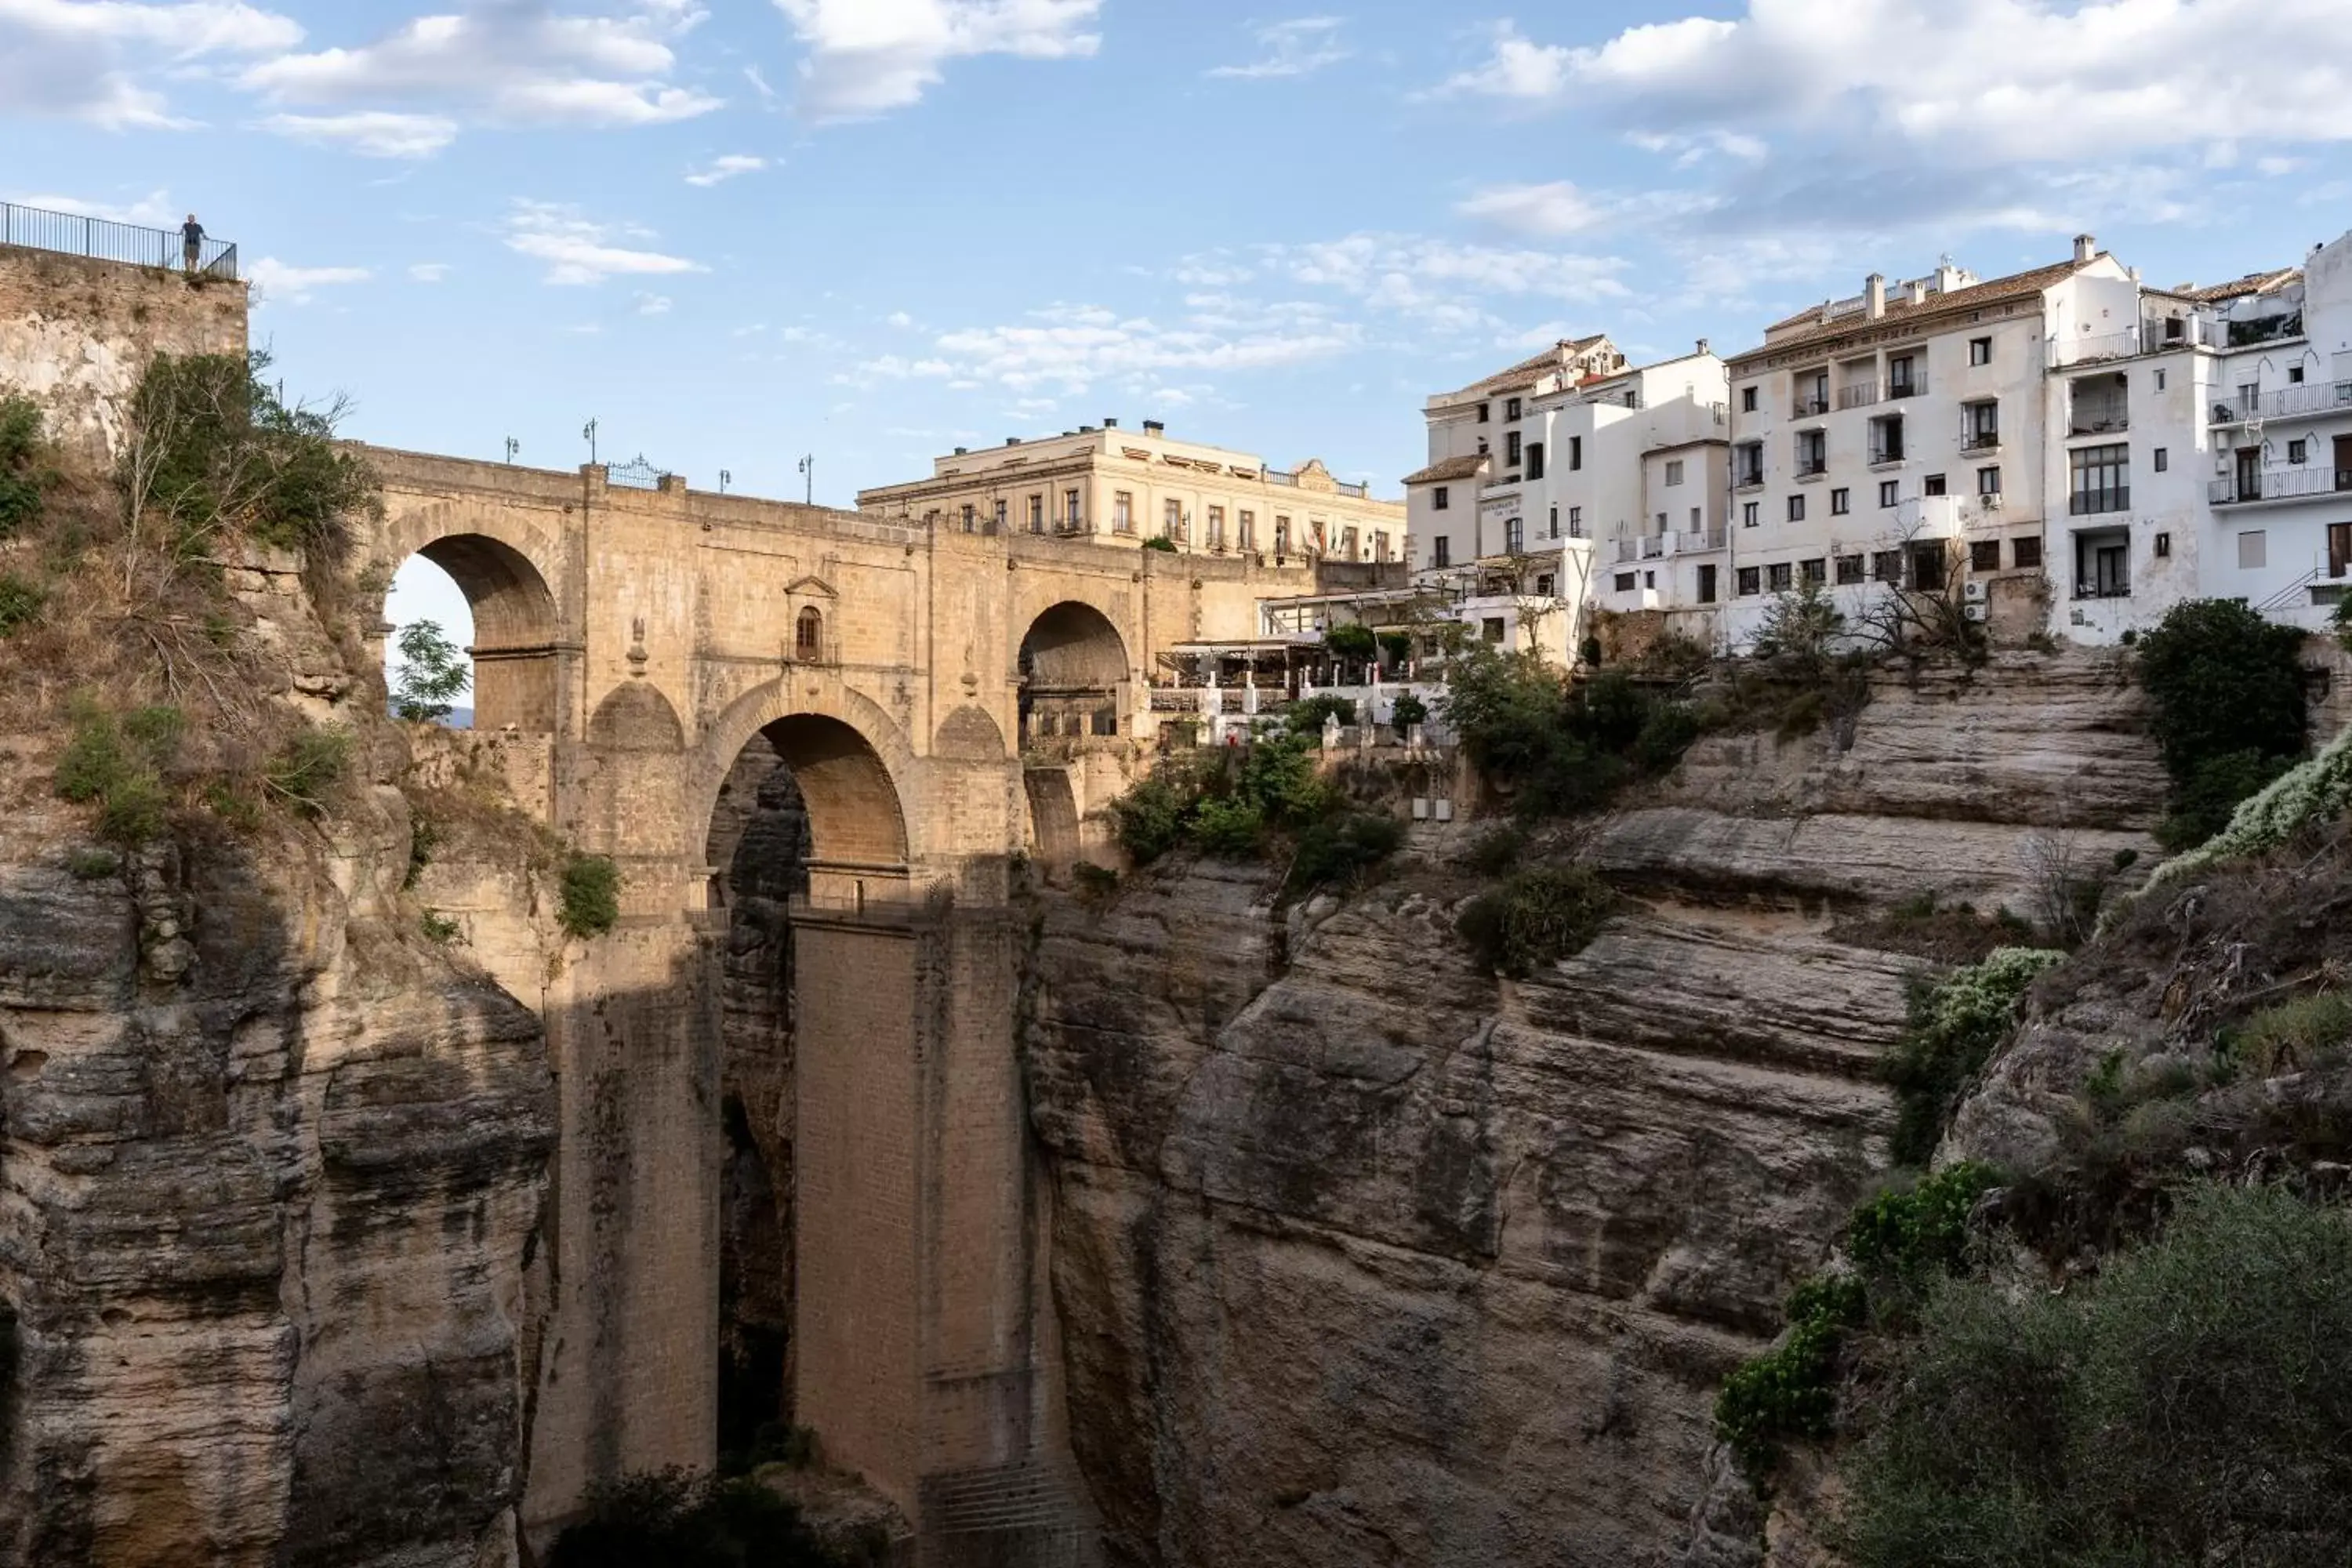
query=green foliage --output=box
[1287,810,1404,894]
[1456,864,1614,978]
[1286,693,1357,734]
[405,815,440,890]
[0,572,44,636]
[392,617,470,721]
[1461,824,1526,877]
[1752,580,1845,673]
[263,726,351,816]
[1140,534,1178,553]
[419,910,463,946]
[1442,649,1698,818]
[1109,768,1191,864]
[2221,991,2352,1077]
[1189,794,1266,858]
[1322,622,1377,662]
[1717,1290,1854,1480]
[545,1466,871,1568]
[1886,948,2067,1166]
[559,853,622,939]
[2135,598,2309,849]
[1389,690,1428,735]
[55,699,183,845]
[2335,595,2352,655]
[1070,861,1120,905]
[1847,1163,2003,1280]
[1632,699,1702,772]
[66,848,122,880]
[2138,724,2352,905]
[0,394,49,538]
[121,350,378,561]
[1378,631,1414,670]
[1839,1183,2352,1568]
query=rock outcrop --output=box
[1023,652,2167,1567]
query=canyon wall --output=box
[1022,652,2169,1568]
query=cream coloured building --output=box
[857,418,1406,566]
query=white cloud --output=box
[685,153,767,187]
[260,109,458,157]
[854,299,1359,395]
[503,199,706,286]
[248,256,372,303]
[408,261,451,282]
[1437,2,2352,162]
[1265,232,1631,320]
[1207,16,1347,80]
[0,0,301,127]
[775,0,1102,123]
[7,187,178,226]
[886,310,916,328]
[635,291,672,314]
[240,3,720,152]
[1456,181,1601,238]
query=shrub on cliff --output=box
[1441,649,1700,818]
[1886,947,2067,1166]
[546,1466,871,1566]
[2135,599,2309,849]
[1455,863,1614,978]
[2134,724,2352,906]
[0,392,52,538]
[54,698,183,845]
[1838,1183,2352,1567]
[560,852,622,938]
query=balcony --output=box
[1835,383,1882,411]
[1641,535,1666,560]
[2213,381,2352,425]
[1961,430,2002,453]
[1615,537,1639,564]
[1886,375,1928,401]
[2067,487,2131,517]
[2069,413,2129,437]
[1791,394,1831,418]
[1733,469,1766,491]
[1795,459,1829,480]
[1867,446,1905,468]
[2211,468,2352,506]
[2226,311,2303,348]
[1677,529,1727,553]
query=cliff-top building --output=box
[856,419,1406,566]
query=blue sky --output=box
[9,0,2352,681]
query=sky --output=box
[9,0,2352,700]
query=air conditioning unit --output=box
[1964,580,1988,602]
[1964,603,1988,622]
[1982,495,2003,510]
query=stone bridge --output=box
[358,449,1308,1560]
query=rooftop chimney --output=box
[1696,337,1711,356]
[1006,437,1022,446]
[1865,273,1887,320]
[953,445,967,456]
[1080,424,1097,434]
[1143,419,1166,436]
[1104,416,1119,428]
[2074,233,2097,264]
[1907,279,1929,307]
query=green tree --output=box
[0,394,49,538]
[393,618,471,722]
[2136,598,2308,848]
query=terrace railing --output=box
[2,200,238,281]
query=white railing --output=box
[1640,535,1666,559]
[2212,468,2352,505]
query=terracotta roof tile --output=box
[2185,268,2300,303]
[1402,454,1490,485]
[1731,257,2089,365]
[1440,336,1615,403]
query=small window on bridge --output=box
[796,606,823,661]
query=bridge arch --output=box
[1017,599,1131,744]
[375,502,568,732]
[691,678,920,891]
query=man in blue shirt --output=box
[180,214,204,273]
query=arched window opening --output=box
[385,554,476,728]
[379,532,559,732]
[795,606,823,662]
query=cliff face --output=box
[1023,652,2168,1568]
[0,558,558,1567]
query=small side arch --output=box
[1018,600,1131,744]
[374,500,568,732]
[588,683,686,753]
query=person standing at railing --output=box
[180,213,205,274]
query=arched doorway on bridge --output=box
[1018,601,1128,748]
[701,711,912,1471]
[381,534,560,731]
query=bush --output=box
[560,853,622,938]
[263,726,350,816]
[420,910,463,946]
[1070,861,1120,905]
[1189,794,1266,858]
[2135,723,2352,906]
[1717,1272,1867,1480]
[0,572,43,636]
[2135,598,2308,848]
[545,1466,861,1568]
[1379,631,1414,670]
[2221,991,2352,1076]
[1632,700,1702,772]
[55,700,183,846]
[1846,1163,2003,1281]
[67,848,122,880]
[1287,810,1403,894]
[1456,864,1614,978]
[1286,693,1356,735]
[1323,622,1377,663]
[1390,690,1428,735]
[1461,824,1526,877]
[1885,948,2067,1166]
[1109,769,1191,864]
[1752,580,1845,674]
[0,394,48,538]
[1140,535,1178,553]
[1839,1184,2352,1568]
[2336,595,2352,656]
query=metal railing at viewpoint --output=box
[2,200,238,281]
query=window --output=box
[1569,505,1583,533]
[1477,403,1490,423]
[1431,535,1449,568]
[1768,562,1794,592]
[1506,430,1523,466]
[1690,506,1702,530]
[1614,572,1638,592]
[1477,438,1489,456]
[961,503,976,532]
[1911,543,1949,592]
[2013,536,2042,569]
[1742,500,1760,528]
[1375,532,1391,562]
[1740,386,1759,412]
[1831,487,1851,516]
[1871,550,1905,583]
[1697,564,1719,604]
[2289,365,2306,384]
[1971,539,2002,572]
[1570,436,1583,470]
[2154,448,2169,473]
[2289,438,2309,465]
[795,606,822,660]
[2153,532,2170,559]
[1526,442,1545,480]
[1207,506,1225,547]
[1665,458,1686,487]
[2155,368,2168,391]
[1065,488,1083,528]
[1978,466,2002,497]
[1871,413,1906,465]
[1536,572,1555,597]
[1483,619,1505,643]
[1341,524,1357,558]
[1835,554,1864,585]
[1964,401,1998,445]
[1113,492,1133,532]
[1888,353,1918,396]
[1163,498,1182,538]
[1028,494,1044,532]
[1504,397,1522,421]
[1276,516,1291,553]
[1800,557,1826,586]
[994,499,1007,532]
[1923,473,1947,497]
[1504,517,1523,552]
[1969,336,1992,366]
[1878,480,1899,508]
[1795,430,1826,474]
[1788,493,1806,522]
[1736,566,1762,596]
[1734,441,1764,486]
[1643,570,1656,589]
[1240,510,1256,549]
[2238,530,2267,569]
[1432,486,1450,511]
[1548,504,1560,539]
[2069,443,2130,514]
[1657,511,1669,534]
